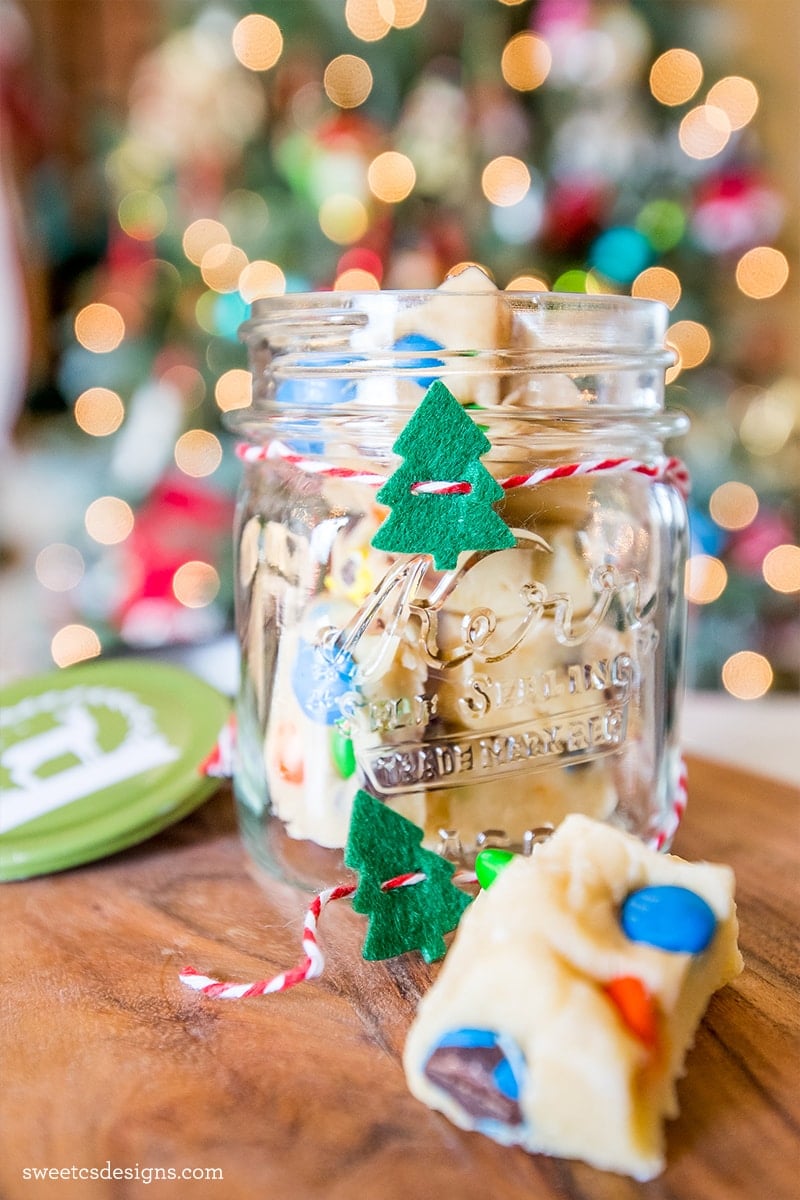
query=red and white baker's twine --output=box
[180,764,687,1001]
[181,882,355,999]
[649,760,689,852]
[237,441,691,500]
[199,713,237,779]
[180,869,475,1000]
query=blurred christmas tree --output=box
[8,0,799,694]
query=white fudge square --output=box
[393,265,512,406]
[403,814,743,1180]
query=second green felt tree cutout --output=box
[344,789,472,963]
[371,380,515,570]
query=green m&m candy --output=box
[331,726,356,779]
[474,847,516,891]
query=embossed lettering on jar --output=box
[228,280,688,887]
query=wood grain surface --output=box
[1,756,798,1200]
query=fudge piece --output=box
[503,300,584,411]
[417,764,617,850]
[259,495,635,850]
[393,265,513,407]
[264,580,430,846]
[404,814,743,1180]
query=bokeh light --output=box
[211,290,249,340]
[51,624,102,668]
[324,55,373,108]
[501,32,552,92]
[709,481,759,530]
[368,151,416,202]
[635,199,686,252]
[99,288,142,329]
[378,0,427,28]
[160,364,206,407]
[649,49,703,106]
[762,545,800,594]
[195,292,217,335]
[172,561,220,608]
[174,429,223,477]
[481,156,531,207]
[84,496,135,545]
[684,555,728,604]
[706,76,759,130]
[590,227,652,284]
[182,219,231,266]
[200,243,248,293]
[735,246,789,299]
[553,268,589,293]
[318,194,370,244]
[739,385,796,455]
[337,246,383,281]
[73,387,125,436]
[506,273,549,291]
[74,304,125,353]
[585,273,612,295]
[632,266,682,309]
[220,188,270,238]
[666,320,712,369]
[232,14,283,71]
[215,369,252,412]
[346,0,391,41]
[679,105,731,159]
[492,189,543,246]
[239,259,286,301]
[35,544,85,592]
[385,248,434,286]
[334,268,381,289]
[117,190,168,241]
[722,651,773,699]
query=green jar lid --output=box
[0,659,231,881]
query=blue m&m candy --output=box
[436,1028,500,1051]
[393,334,445,388]
[620,885,717,954]
[276,354,364,409]
[291,638,356,725]
[423,1028,527,1126]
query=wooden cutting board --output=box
[1,756,798,1200]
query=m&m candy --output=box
[393,333,444,389]
[474,847,515,891]
[620,884,717,954]
[291,638,356,725]
[330,726,356,779]
[423,1028,526,1126]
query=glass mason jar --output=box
[228,286,688,888]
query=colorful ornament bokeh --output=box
[5,0,798,696]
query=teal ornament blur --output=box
[589,226,654,284]
[213,292,251,342]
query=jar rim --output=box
[234,289,679,430]
[241,289,671,360]
[245,288,666,313]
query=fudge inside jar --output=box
[237,268,685,863]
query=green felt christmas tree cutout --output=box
[344,789,472,963]
[371,380,515,570]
